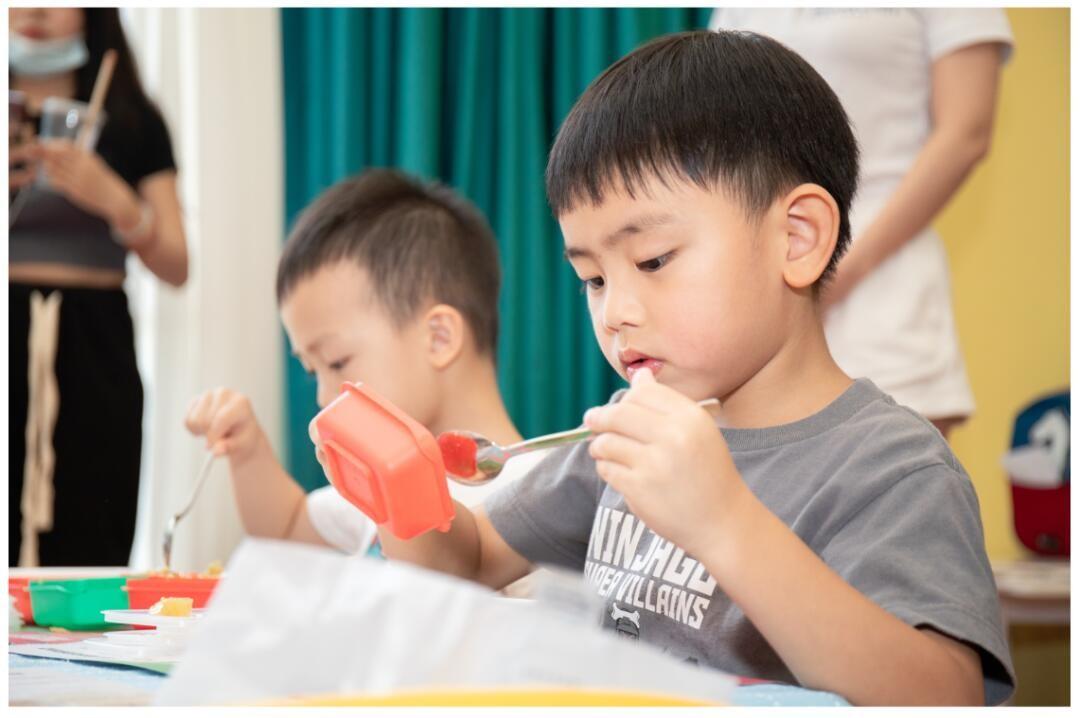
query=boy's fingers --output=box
[200,391,235,442]
[626,379,699,416]
[184,393,214,434]
[595,458,635,492]
[192,390,220,426]
[588,431,645,467]
[623,376,681,415]
[206,387,234,419]
[205,394,250,448]
[584,400,661,443]
[204,415,235,449]
[630,366,657,387]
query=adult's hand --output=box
[35,138,141,229]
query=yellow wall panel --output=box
[937,8,1069,562]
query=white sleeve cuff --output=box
[305,486,378,555]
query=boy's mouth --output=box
[618,350,664,380]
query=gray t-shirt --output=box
[485,378,1014,704]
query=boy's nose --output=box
[601,283,644,331]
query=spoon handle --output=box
[162,453,216,570]
[502,397,720,458]
[503,425,593,457]
[174,453,217,522]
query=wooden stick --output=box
[76,49,117,150]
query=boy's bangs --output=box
[548,130,793,221]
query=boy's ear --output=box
[423,304,466,371]
[780,183,840,290]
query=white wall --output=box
[123,8,284,571]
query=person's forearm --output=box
[228,434,308,539]
[125,196,188,287]
[377,500,483,581]
[132,222,188,287]
[841,126,988,285]
[107,176,188,287]
[701,489,982,706]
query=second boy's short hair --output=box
[277,169,501,356]
[546,30,860,283]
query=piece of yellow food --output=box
[148,597,193,617]
[203,560,224,577]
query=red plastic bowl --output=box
[124,576,219,610]
[313,382,454,540]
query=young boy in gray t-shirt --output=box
[349,30,1014,705]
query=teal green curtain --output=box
[281,8,714,489]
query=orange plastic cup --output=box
[312,382,454,540]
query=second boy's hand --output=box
[582,366,753,560]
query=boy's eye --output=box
[328,357,351,372]
[637,251,674,273]
[581,276,605,293]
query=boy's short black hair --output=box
[546,30,859,283]
[277,169,501,356]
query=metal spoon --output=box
[439,397,720,486]
[162,453,216,571]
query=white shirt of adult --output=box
[305,450,552,555]
[710,8,1013,419]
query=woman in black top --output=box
[9,7,187,566]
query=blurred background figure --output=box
[711,8,1012,440]
[9,7,187,566]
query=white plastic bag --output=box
[156,538,735,705]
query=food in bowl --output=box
[148,596,193,617]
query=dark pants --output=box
[9,282,143,566]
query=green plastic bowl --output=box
[29,577,129,630]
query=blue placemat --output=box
[9,652,168,691]
[731,682,849,707]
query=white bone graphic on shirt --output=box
[610,603,640,626]
[611,602,641,639]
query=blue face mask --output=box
[9,33,89,77]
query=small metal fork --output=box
[162,453,216,571]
